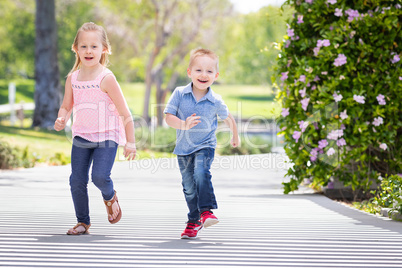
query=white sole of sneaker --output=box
[203,218,219,228]
[180,235,197,239]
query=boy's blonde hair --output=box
[189,48,219,71]
[69,22,111,75]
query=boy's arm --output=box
[223,113,240,148]
[165,113,201,130]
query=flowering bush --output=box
[372,174,402,215]
[274,0,401,194]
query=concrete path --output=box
[1,154,402,268]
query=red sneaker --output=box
[200,210,219,228]
[181,221,203,239]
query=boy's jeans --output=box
[177,148,217,221]
[69,136,118,225]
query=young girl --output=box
[54,22,136,235]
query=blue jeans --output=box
[177,148,217,221]
[70,136,118,225]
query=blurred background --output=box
[0,0,292,168]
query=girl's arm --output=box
[54,75,73,131]
[165,113,201,130]
[223,113,240,147]
[102,74,136,161]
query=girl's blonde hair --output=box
[68,22,111,75]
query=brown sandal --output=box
[66,222,91,235]
[104,190,122,224]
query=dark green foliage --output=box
[274,0,401,193]
[0,139,20,169]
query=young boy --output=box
[164,48,239,239]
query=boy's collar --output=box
[183,83,216,103]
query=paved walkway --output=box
[1,154,402,268]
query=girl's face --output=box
[76,31,105,69]
[187,55,219,92]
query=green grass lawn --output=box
[0,79,280,118]
[0,80,279,167]
[119,82,280,118]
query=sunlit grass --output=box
[0,80,279,167]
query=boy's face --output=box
[187,55,219,92]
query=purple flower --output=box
[313,47,320,56]
[333,92,343,102]
[285,40,291,48]
[391,54,400,64]
[334,54,347,66]
[337,138,346,146]
[353,95,365,104]
[327,129,344,140]
[310,148,318,161]
[380,143,387,150]
[281,108,290,117]
[317,39,330,48]
[306,0,313,3]
[281,72,289,81]
[287,28,295,38]
[335,8,343,16]
[297,15,304,24]
[345,9,360,22]
[327,0,337,4]
[327,147,336,156]
[322,40,330,47]
[299,75,306,83]
[299,88,306,98]
[298,120,308,132]
[373,117,384,126]
[314,76,320,82]
[318,139,328,149]
[293,131,302,142]
[301,98,310,111]
[340,110,348,120]
[377,94,386,105]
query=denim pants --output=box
[177,147,217,221]
[70,136,118,225]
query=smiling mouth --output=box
[198,79,208,83]
[85,57,94,60]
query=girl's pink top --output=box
[71,68,126,146]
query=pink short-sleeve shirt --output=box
[71,68,126,145]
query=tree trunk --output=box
[32,0,61,129]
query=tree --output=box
[143,0,233,125]
[99,0,233,125]
[0,0,35,79]
[275,0,401,195]
[32,0,61,128]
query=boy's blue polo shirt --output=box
[164,83,229,156]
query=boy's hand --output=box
[231,135,240,148]
[124,142,136,161]
[54,117,66,131]
[184,113,201,130]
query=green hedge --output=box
[274,0,401,194]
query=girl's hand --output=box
[184,113,201,130]
[124,142,136,161]
[54,117,66,131]
[231,135,240,148]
